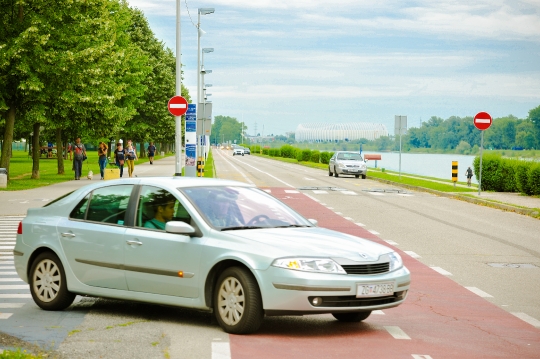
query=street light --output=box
[194,7,214,177]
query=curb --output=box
[367,177,540,219]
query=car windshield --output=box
[180,186,312,230]
[337,153,363,161]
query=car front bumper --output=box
[255,265,410,315]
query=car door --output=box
[58,184,134,290]
[123,185,203,298]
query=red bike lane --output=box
[230,188,540,358]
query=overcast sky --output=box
[127,0,540,136]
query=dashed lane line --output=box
[511,312,540,328]
[430,267,453,276]
[465,287,493,298]
[384,326,411,339]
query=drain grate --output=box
[362,188,410,194]
[487,263,537,269]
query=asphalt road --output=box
[1,152,539,358]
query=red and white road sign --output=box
[474,112,492,130]
[168,96,188,116]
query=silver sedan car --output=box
[14,177,410,334]
[329,151,368,178]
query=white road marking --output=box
[397,193,413,197]
[384,240,399,245]
[0,313,14,319]
[326,207,334,209]
[341,191,357,195]
[284,190,299,193]
[372,310,385,315]
[511,312,540,328]
[384,326,411,339]
[0,272,17,275]
[0,294,31,298]
[355,222,366,227]
[335,212,343,215]
[343,217,354,221]
[263,189,271,193]
[0,303,25,308]
[313,190,328,194]
[0,261,14,264]
[303,177,315,181]
[412,355,433,359]
[0,285,28,289]
[368,230,380,235]
[368,192,384,196]
[0,246,14,250]
[227,156,295,188]
[431,267,453,276]
[404,251,421,258]
[0,278,23,282]
[465,287,493,298]
[212,342,231,359]
[303,194,319,202]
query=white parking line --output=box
[465,287,493,298]
[431,267,452,276]
[211,342,231,359]
[0,313,14,319]
[511,312,540,328]
[384,326,411,339]
[404,251,421,258]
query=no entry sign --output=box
[474,112,492,131]
[168,96,188,116]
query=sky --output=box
[127,0,540,136]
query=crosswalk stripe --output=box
[0,303,25,308]
[0,294,31,298]
[0,285,28,290]
[0,313,14,319]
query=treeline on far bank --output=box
[247,144,540,196]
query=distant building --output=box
[295,123,388,142]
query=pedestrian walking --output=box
[98,142,108,180]
[72,138,86,180]
[126,143,138,177]
[114,142,127,178]
[147,142,156,164]
[465,166,473,187]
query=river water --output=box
[362,151,478,184]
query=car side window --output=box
[136,186,190,230]
[82,185,133,225]
[69,194,90,219]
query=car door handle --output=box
[126,240,143,246]
[61,233,76,238]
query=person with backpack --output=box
[72,138,86,180]
[114,142,127,178]
[126,143,138,177]
[465,166,474,187]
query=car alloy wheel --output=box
[30,252,76,311]
[214,266,263,334]
[334,167,339,177]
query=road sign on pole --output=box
[168,96,188,117]
[474,112,492,130]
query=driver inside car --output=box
[207,193,243,228]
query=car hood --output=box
[229,226,390,262]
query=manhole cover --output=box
[487,263,537,268]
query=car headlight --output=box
[337,162,346,168]
[388,252,403,271]
[272,258,347,274]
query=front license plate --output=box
[356,282,394,297]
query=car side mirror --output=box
[308,219,318,227]
[165,221,196,234]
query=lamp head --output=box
[202,48,214,53]
[199,8,215,15]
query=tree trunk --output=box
[31,123,40,179]
[56,128,64,174]
[0,106,16,180]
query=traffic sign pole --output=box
[473,112,492,196]
[175,0,182,176]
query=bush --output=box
[280,145,296,159]
[295,149,303,162]
[310,150,320,163]
[301,149,311,162]
[499,159,518,192]
[528,162,540,195]
[515,161,532,195]
[262,148,269,155]
[320,151,332,164]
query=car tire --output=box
[29,252,76,311]
[328,167,333,176]
[332,311,372,322]
[214,266,263,334]
[355,175,360,178]
[334,167,339,177]
[362,174,367,179]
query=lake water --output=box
[362,151,478,184]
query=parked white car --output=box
[329,151,368,178]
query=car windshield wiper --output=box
[220,226,265,231]
[273,224,311,228]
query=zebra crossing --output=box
[0,216,31,319]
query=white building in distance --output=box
[295,123,388,142]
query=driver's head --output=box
[211,194,232,218]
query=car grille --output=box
[342,262,390,275]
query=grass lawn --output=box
[0,150,160,191]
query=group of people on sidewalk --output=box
[70,138,157,180]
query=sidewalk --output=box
[369,171,540,218]
[0,156,177,216]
